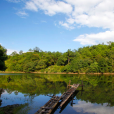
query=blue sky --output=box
[0,0,114,54]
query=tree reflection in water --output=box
[0,88,4,106]
[0,74,114,114]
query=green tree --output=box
[28,48,33,52]
[56,53,67,66]
[88,62,99,73]
[52,51,62,65]
[33,47,40,53]
[23,62,36,73]
[66,49,75,64]
[36,60,47,70]
[98,58,108,73]
[11,51,18,56]
[5,42,114,73]
[0,45,7,70]
[19,50,23,55]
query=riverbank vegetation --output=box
[1,42,114,73]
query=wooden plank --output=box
[59,84,79,108]
[35,95,62,114]
[35,84,79,114]
[41,107,53,109]
[60,91,74,107]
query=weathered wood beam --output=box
[41,107,53,109]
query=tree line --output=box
[0,45,7,71]
[1,42,114,73]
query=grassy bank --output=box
[1,70,114,75]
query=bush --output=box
[87,62,99,73]
[42,65,63,73]
[23,62,36,73]
[61,65,71,73]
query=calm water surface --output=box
[0,73,114,114]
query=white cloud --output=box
[7,0,114,45]
[16,11,28,18]
[73,31,114,45]
[7,49,19,55]
[2,90,8,95]
[64,0,114,30]
[73,101,114,114]
[11,0,114,30]
[25,0,72,15]
[59,21,75,30]
[24,0,114,30]
[25,1,38,12]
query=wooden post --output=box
[67,80,71,89]
[81,80,83,90]
[69,80,71,86]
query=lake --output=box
[0,73,114,114]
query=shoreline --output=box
[1,71,114,75]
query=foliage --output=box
[5,42,114,73]
[42,65,64,73]
[0,45,7,71]
[23,62,36,73]
[56,53,67,66]
[87,62,99,73]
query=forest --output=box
[1,41,114,73]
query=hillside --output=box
[5,42,114,73]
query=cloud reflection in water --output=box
[73,101,114,114]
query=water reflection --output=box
[7,76,11,83]
[73,101,114,114]
[0,89,4,98]
[0,73,114,114]
[0,88,4,106]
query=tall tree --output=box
[19,50,23,55]
[11,51,18,56]
[66,49,75,64]
[33,47,40,53]
[0,45,7,70]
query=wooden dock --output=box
[35,84,79,114]
[59,84,79,108]
[59,90,79,113]
[35,95,62,114]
